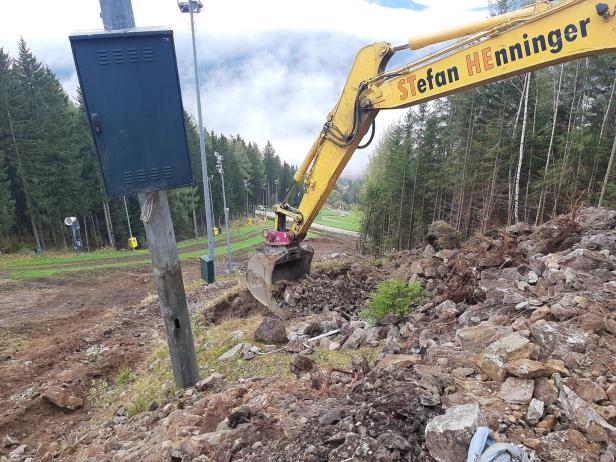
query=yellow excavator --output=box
[246,0,616,311]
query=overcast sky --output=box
[0,0,489,175]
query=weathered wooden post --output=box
[87,0,200,388]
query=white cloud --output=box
[0,0,489,173]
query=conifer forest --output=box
[0,40,295,252]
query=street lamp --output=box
[215,152,232,273]
[177,0,216,282]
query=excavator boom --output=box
[246,0,616,309]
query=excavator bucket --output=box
[245,244,314,316]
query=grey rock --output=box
[318,408,342,426]
[254,317,288,344]
[526,398,545,424]
[435,299,459,317]
[506,222,532,235]
[423,244,436,259]
[195,373,224,391]
[342,328,365,350]
[218,343,244,360]
[558,385,616,437]
[377,431,411,451]
[425,403,487,462]
[558,248,614,272]
[420,394,441,407]
[455,325,513,353]
[2,436,18,448]
[550,303,578,321]
[499,377,534,404]
[526,271,539,285]
[381,337,401,356]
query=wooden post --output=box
[99,0,199,388]
[139,191,199,387]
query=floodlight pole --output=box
[186,1,216,268]
[99,0,199,389]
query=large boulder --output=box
[476,333,534,382]
[425,403,487,462]
[557,248,614,272]
[254,317,288,344]
[426,221,461,250]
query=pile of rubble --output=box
[273,259,384,319]
[7,207,615,462]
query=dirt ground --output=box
[0,233,356,452]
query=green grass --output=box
[7,235,266,279]
[0,222,265,271]
[5,227,324,280]
[115,367,132,385]
[314,208,361,232]
[88,312,380,419]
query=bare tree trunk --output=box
[594,74,616,203]
[83,214,90,252]
[553,60,584,217]
[102,199,116,248]
[483,88,507,232]
[457,94,475,231]
[192,207,198,239]
[397,159,407,250]
[524,82,539,223]
[536,64,564,225]
[91,213,101,249]
[599,133,616,207]
[514,73,531,223]
[507,79,527,225]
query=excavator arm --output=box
[247,0,616,309]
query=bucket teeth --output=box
[245,244,314,317]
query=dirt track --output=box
[0,234,356,451]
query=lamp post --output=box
[215,152,232,273]
[243,178,250,218]
[209,174,216,228]
[177,0,216,280]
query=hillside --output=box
[4,207,613,461]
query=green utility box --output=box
[200,255,215,283]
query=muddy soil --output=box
[0,234,356,453]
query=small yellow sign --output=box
[128,236,138,249]
[213,227,220,236]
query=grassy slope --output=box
[314,208,361,232]
[0,223,264,271]
[4,229,320,280]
